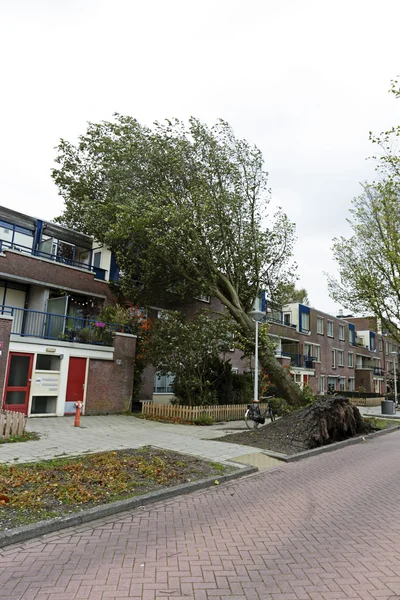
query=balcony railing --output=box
[0,239,107,281]
[267,314,297,329]
[280,352,316,368]
[373,367,385,376]
[3,306,128,346]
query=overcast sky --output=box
[1,0,400,315]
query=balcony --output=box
[4,306,128,346]
[0,239,107,281]
[356,361,376,370]
[373,367,385,376]
[281,352,316,368]
[267,314,297,329]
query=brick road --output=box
[2,431,400,600]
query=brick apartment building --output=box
[0,205,397,415]
[0,206,137,417]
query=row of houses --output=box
[0,205,396,417]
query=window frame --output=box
[348,352,354,368]
[316,317,324,335]
[327,321,334,338]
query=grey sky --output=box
[1,0,399,314]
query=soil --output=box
[214,416,397,456]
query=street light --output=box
[248,309,265,402]
[391,351,398,408]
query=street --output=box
[1,429,400,599]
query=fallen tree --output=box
[268,396,367,453]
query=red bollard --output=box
[74,401,83,427]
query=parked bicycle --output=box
[244,395,275,429]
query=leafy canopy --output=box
[144,309,236,406]
[53,115,302,404]
[329,80,400,341]
[53,115,296,316]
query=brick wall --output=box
[85,333,137,414]
[0,317,11,406]
[0,250,114,301]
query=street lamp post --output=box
[391,351,398,408]
[248,309,265,402]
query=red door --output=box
[4,353,34,415]
[65,357,87,414]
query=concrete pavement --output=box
[0,415,279,467]
[2,426,400,599]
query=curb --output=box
[260,424,400,463]
[0,465,257,549]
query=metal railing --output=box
[373,367,385,376]
[0,239,107,280]
[280,352,316,368]
[3,306,127,346]
[267,314,297,328]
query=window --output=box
[349,378,355,391]
[154,373,175,393]
[36,355,60,371]
[327,321,334,337]
[327,376,336,393]
[339,378,345,392]
[319,375,325,394]
[0,219,34,251]
[283,313,291,326]
[93,252,101,268]
[304,343,312,357]
[339,325,345,340]
[338,350,344,367]
[379,339,383,352]
[331,349,336,368]
[301,312,310,332]
[313,345,321,362]
[348,352,354,368]
[317,317,324,334]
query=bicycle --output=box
[244,395,275,429]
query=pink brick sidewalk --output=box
[2,431,400,599]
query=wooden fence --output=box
[141,401,268,422]
[0,409,26,440]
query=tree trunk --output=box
[213,272,303,407]
[257,348,302,405]
[268,396,366,451]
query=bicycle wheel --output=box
[268,408,275,422]
[245,408,259,429]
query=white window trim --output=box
[316,317,324,335]
[327,320,334,338]
[348,352,354,368]
[313,344,321,362]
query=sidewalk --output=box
[1,405,390,467]
[358,404,400,418]
[0,414,281,469]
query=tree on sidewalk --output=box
[52,116,302,405]
[329,80,400,341]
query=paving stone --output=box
[3,421,400,598]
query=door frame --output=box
[3,352,34,415]
[65,356,88,415]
